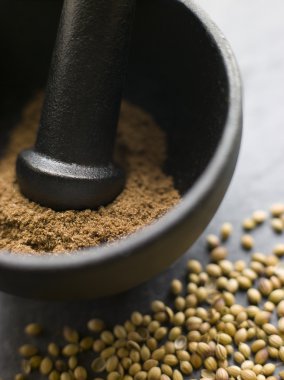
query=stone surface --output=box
[1,0,284,377]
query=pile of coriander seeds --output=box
[13,204,284,380]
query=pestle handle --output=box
[16,0,135,210]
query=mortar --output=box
[0,0,242,299]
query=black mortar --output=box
[0,0,242,299]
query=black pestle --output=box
[16,0,135,210]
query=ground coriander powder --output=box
[0,94,180,254]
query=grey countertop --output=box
[1,0,284,377]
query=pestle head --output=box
[16,149,125,211]
[16,0,134,210]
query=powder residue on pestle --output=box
[0,93,180,254]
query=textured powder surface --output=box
[0,94,180,254]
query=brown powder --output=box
[0,93,180,254]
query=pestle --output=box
[16,0,135,210]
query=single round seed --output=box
[143,359,158,371]
[148,367,161,380]
[24,323,42,337]
[171,279,183,295]
[40,357,53,375]
[216,368,229,380]
[172,312,185,326]
[234,352,245,364]
[279,347,284,361]
[253,365,263,375]
[218,333,232,345]
[268,334,283,348]
[161,364,173,377]
[239,343,251,358]
[206,234,220,250]
[173,369,183,380]
[154,327,168,341]
[234,328,248,345]
[241,361,254,370]
[101,331,115,345]
[262,323,277,335]
[49,370,60,380]
[63,326,79,343]
[187,259,202,273]
[216,345,227,360]
[247,289,261,304]
[176,350,190,361]
[270,203,284,216]
[163,354,178,367]
[29,355,42,369]
[106,356,119,373]
[48,343,60,357]
[269,289,284,304]
[134,371,147,380]
[227,366,241,377]
[241,234,254,250]
[258,278,273,296]
[190,353,202,369]
[271,218,284,233]
[151,300,165,313]
[74,366,87,380]
[60,373,72,380]
[278,317,284,332]
[107,372,121,380]
[206,263,222,277]
[91,357,106,373]
[255,348,268,364]
[131,312,143,326]
[251,340,266,353]
[179,361,192,375]
[241,369,257,380]
[18,344,38,358]
[174,296,186,311]
[152,347,165,361]
[14,374,25,380]
[204,357,217,371]
[68,356,78,370]
[160,376,170,380]
[196,342,211,358]
[62,344,79,357]
[169,327,182,341]
[238,276,252,289]
[273,243,284,257]
[220,223,233,240]
[242,218,256,231]
[254,311,271,325]
[252,210,267,224]
[211,247,228,262]
[263,364,275,376]
[87,319,105,333]
[263,301,275,312]
[277,300,284,316]
[93,339,106,353]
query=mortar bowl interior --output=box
[0,0,242,299]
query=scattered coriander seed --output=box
[24,323,42,337]
[148,367,161,380]
[173,369,183,380]
[48,343,60,357]
[18,344,38,358]
[241,369,257,380]
[241,234,254,250]
[269,289,284,303]
[60,372,73,380]
[14,374,25,380]
[220,223,233,241]
[40,357,53,375]
[87,318,105,332]
[271,217,284,233]
[270,203,284,216]
[74,366,87,380]
[255,348,268,364]
[49,370,60,380]
[171,279,183,295]
[252,210,267,224]
[247,289,262,304]
[216,368,229,380]
[206,234,220,250]
[242,218,256,231]
[273,243,284,257]
[262,364,275,377]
